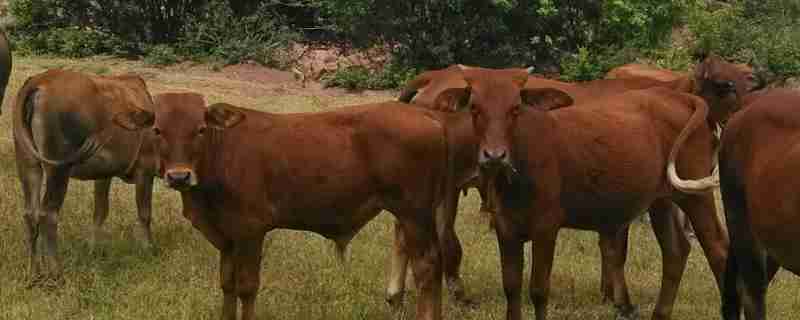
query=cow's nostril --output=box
[497,150,507,160]
[483,150,493,160]
[167,171,190,184]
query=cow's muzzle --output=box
[165,168,197,189]
[479,148,510,168]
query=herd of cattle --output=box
[2,28,798,320]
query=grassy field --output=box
[0,56,797,320]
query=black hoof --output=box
[615,304,639,320]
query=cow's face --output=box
[113,94,245,189]
[694,55,762,123]
[434,70,572,170]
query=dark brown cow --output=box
[0,27,12,114]
[436,68,729,320]
[115,95,455,320]
[394,64,701,304]
[14,69,158,283]
[719,89,800,320]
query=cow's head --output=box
[112,93,245,189]
[693,54,763,124]
[433,69,573,169]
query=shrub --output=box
[144,44,181,66]
[322,62,418,90]
[179,0,300,67]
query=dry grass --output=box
[0,56,797,320]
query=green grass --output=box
[0,56,797,320]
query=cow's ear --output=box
[113,109,155,131]
[433,87,471,111]
[520,88,573,111]
[206,103,245,129]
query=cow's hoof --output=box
[386,291,405,309]
[447,278,477,307]
[614,304,638,320]
[386,292,406,320]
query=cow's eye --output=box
[153,127,161,136]
[511,105,521,116]
[197,126,206,136]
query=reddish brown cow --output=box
[606,63,685,82]
[435,68,729,320]
[395,64,702,303]
[719,89,800,320]
[14,69,158,282]
[116,93,457,320]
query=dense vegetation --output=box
[6,0,800,88]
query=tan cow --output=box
[115,94,459,320]
[437,68,729,320]
[14,69,158,283]
[719,89,800,320]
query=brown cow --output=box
[0,27,12,114]
[436,68,729,320]
[394,64,701,303]
[14,69,158,283]
[605,63,685,82]
[115,95,455,320]
[692,54,763,125]
[719,89,800,320]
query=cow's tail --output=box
[667,94,720,194]
[718,148,743,320]
[13,77,106,166]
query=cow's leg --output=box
[437,188,469,304]
[91,178,111,251]
[40,167,70,281]
[599,228,636,319]
[676,193,728,290]
[17,159,43,282]
[649,199,691,320]
[399,217,442,320]
[529,229,559,320]
[599,226,629,303]
[134,174,155,249]
[766,256,780,284]
[497,232,524,320]
[387,221,409,310]
[236,235,266,320]
[219,247,237,320]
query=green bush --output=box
[144,44,181,66]
[179,0,299,67]
[322,63,418,90]
[13,26,121,58]
[688,0,800,80]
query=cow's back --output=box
[205,103,448,236]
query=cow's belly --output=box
[562,199,653,232]
[275,197,385,240]
[70,148,131,180]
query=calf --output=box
[14,70,158,283]
[437,68,728,320]
[719,89,800,320]
[115,95,453,320]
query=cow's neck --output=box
[510,110,563,171]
